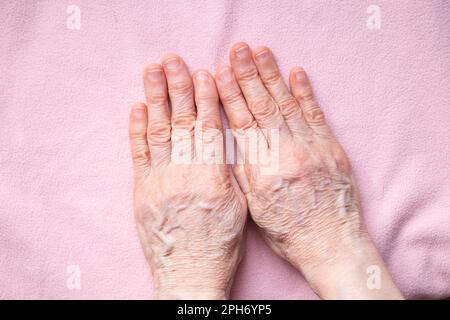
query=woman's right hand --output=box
[215,42,403,299]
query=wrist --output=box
[297,233,403,299]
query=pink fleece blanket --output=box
[1,0,449,299]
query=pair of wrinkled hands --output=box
[128,43,403,300]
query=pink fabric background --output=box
[1,0,449,299]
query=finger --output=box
[229,42,290,141]
[215,66,256,131]
[192,70,224,164]
[128,102,150,178]
[290,68,333,139]
[215,66,267,162]
[162,54,195,163]
[192,70,222,130]
[162,54,196,130]
[252,47,311,137]
[143,64,171,167]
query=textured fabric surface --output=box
[0,0,449,299]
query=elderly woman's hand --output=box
[129,55,247,299]
[214,42,403,299]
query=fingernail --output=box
[147,69,163,81]
[164,58,180,71]
[195,71,209,82]
[235,46,250,60]
[218,68,233,83]
[255,50,270,62]
[295,68,305,81]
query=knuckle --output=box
[221,89,243,105]
[195,94,218,106]
[168,80,193,96]
[132,147,150,162]
[249,95,276,119]
[236,67,259,82]
[147,93,167,106]
[300,87,315,102]
[262,70,282,86]
[277,97,300,117]
[129,128,146,139]
[147,124,171,145]
[304,106,326,125]
[172,113,196,130]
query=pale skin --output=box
[129,43,404,300]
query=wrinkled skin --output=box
[244,142,363,272]
[214,43,403,299]
[129,56,247,299]
[129,43,403,300]
[214,43,362,274]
